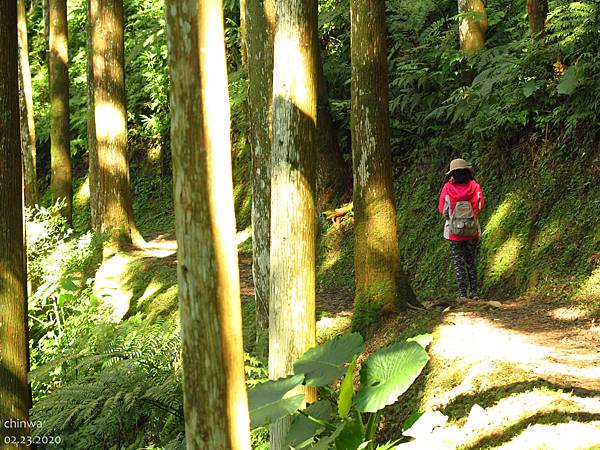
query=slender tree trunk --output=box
[528,0,548,37]
[0,3,31,446]
[165,1,251,448]
[87,0,98,230]
[350,0,417,333]
[245,0,275,352]
[18,0,38,208]
[458,0,487,56]
[269,0,318,447]
[315,39,351,207]
[48,0,72,221]
[90,0,142,248]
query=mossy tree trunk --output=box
[458,0,488,56]
[165,0,251,448]
[528,0,548,37]
[244,0,275,351]
[18,0,38,208]
[269,0,318,447]
[316,39,351,206]
[0,3,31,446]
[89,0,142,248]
[48,0,72,221]
[350,0,417,332]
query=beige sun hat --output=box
[446,158,472,175]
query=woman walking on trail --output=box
[439,158,484,302]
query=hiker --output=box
[438,158,484,302]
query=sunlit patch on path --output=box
[404,296,600,449]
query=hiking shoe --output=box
[456,296,468,303]
[470,294,480,300]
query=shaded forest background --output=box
[21,0,600,447]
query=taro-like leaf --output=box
[294,333,364,387]
[338,356,358,418]
[285,400,333,449]
[354,341,429,413]
[248,374,305,428]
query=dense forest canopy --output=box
[0,0,598,448]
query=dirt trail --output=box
[434,297,600,393]
[139,235,600,447]
[141,235,599,395]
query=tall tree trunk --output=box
[458,0,487,56]
[350,0,417,333]
[315,39,351,207]
[48,0,72,221]
[90,0,142,248]
[165,1,251,448]
[528,0,548,37]
[18,0,38,209]
[269,0,318,447]
[0,3,31,446]
[87,0,98,230]
[245,0,275,352]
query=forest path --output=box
[432,296,600,394]
[400,297,600,449]
[139,234,599,394]
[137,234,600,447]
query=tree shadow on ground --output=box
[442,379,600,421]
[463,409,600,450]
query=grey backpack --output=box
[449,200,479,236]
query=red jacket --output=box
[438,179,484,241]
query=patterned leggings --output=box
[449,240,479,297]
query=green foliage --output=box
[354,341,429,413]
[25,200,102,292]
[293,332,364,387]
[248,375,306,428]
[247,333,431,449]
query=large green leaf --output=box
[557,66,580,95]
[337,356,358,418]
[285,400,333,449]
[354,341,429,413]
[294,333,364,387]
[248,374,305,428]
[334,420,364,450]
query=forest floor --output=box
[128,234,600,449]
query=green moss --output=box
[393,145,600,315]
[317,219,355,288]
[351,300,383,333]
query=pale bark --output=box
[528,0,548,37]
[269,0,318,447]
[49,0,72,221]
[89,0,142,247]
[18,0,38,208]
[245,0,275,350]
[351,0,417,332]
[87,0,98,230]
[0,3,31,446]
[165,0,251,449]
[458,0,487,56]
